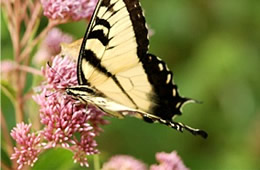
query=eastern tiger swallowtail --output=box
[66,0,208,138]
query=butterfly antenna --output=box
[46,61,74,90]
[47,61,52,67]
[45,92,57,98]
[47,61,63,81]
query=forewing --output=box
[77,0,190,120]
[77,0,148,85]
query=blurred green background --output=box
[1,0,260,169]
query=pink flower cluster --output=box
[150,151,189,170]
[41,0,97,21]
[102,151,188,170]
[34,55,107,166]
[10,123,41,169]
[45,28,74,55]
[102,155,148,170]
[11,55,107,169]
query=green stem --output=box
[93,154,101,170]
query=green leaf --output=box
[32,148,75,170]
[1,147,12,167]
[1,89,16,131]
[1,80,16,103]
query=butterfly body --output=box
[67,85,142,119]
[66,0,208,138]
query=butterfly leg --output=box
[70,99,88,113]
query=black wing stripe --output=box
[96,17,111,29]
[77,0,103,85]
[82,49,138,108]
[105,6,126,22]
[67,86,96,95]
[101,0,111,7]
[123,0,149,58]
[88,30,109,46]
[83,50,112,77]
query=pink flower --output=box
[45,28,74,54]
[102,151,188,170]
[102,155,148,170]
[41,0,97,21]
[33,55,108,166]
[41,54,77,88]
[33,28,74,65]
[11,55,107,169]
[150,151,189,170]
[10,123,41,170]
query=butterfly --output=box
[66,0,208,138]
